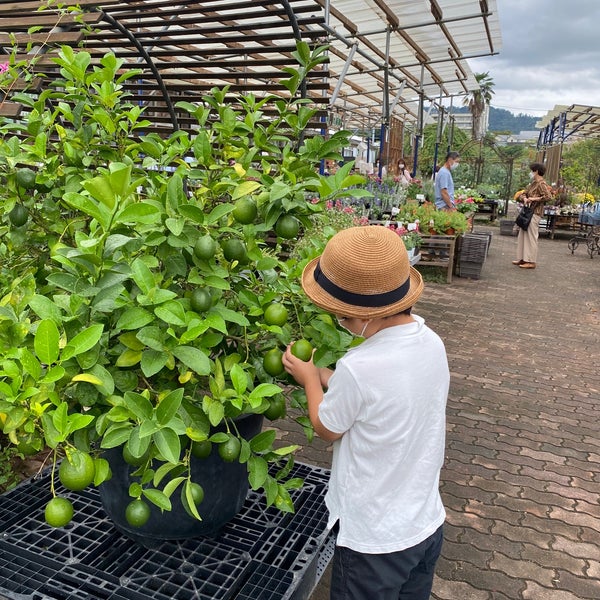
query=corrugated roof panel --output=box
[323,0,502,126]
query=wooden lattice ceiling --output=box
[0,0,329,134]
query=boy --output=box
[283,226,449,600]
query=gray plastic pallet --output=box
[0,462,333,600]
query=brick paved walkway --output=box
[279,220,600,600]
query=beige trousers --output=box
[516,213,541,263]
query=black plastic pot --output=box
[99,412,264,544]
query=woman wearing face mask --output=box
[434,151,460,211]
[397,159,413,185]
[513,162,553,269]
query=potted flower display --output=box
[0,44,363,539]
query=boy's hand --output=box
[282,344,319,387]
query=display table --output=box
[474,200,499,221]
[542,210,581,239]
[0,462,334,600]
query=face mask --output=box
[529,172,534,179]
[337,317,370,338]
[450,162,459,171]
[399,164,405,169]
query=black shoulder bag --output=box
[515,205,534,231]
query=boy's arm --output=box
[282,349,342,442]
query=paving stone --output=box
[307,225,600,600]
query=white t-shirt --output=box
[319,315,449,554]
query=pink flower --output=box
[0,63,9,74]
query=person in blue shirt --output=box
[434,151,460,211]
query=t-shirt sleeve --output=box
[318,361,364,434]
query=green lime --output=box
[191,440,212,459]
[15,167,37,190]
[263,348,285,377]
[125,499,151,528]
[190,288,212,312]
[8,204,28,227]
[232,198,257,224]
[291,339,313,362]
[122,445,149,467]
[218,435,241,463]
[44,496,74,528]
[264,302,288,327]
[194,235,217,260]
[221,238,248,263]
[181,481,205,518]
[58,450,95,491]
[275,214,300,239]
[264,395,286,421]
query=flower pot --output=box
[99,412,264,544]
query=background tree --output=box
[463,72,495,141]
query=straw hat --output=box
[301,226,424,319]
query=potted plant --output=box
[0,44,362,537]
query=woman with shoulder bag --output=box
[513,163,553,269]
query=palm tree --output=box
[464,72,495,140]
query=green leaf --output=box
[62,324,104,361]
[29,295,62,322]
[141,349,169,377]
[154,300,186,326]
[206,203,234,225]
[100,424,132,448]
[162,475,186,499]
[229,363,247,396]
[83,173,117,210]
[131,258,155,294]
[153,427,181,464]
[178,204,205,224]
[213,305,250,326]
[115,307,154,330]
[142,488,172,511]
[40,365,65,384]
[231,180,261,200]
[123,391,153,420]
[153,462,179,487]
[93,458,112,485]
[19,348,42,380]
[248,383,283,402]
[248,455,269,490]
[156,388,183,426]
[172,346,211,376]
[114,203,161,225]
[274,485,295,513]
[249,430,276,453]
[34,319,60,365]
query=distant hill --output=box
[445,105,538,134]
[488,106,538,133]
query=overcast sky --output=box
[467,0,600,117]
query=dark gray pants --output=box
[330,525,443,600]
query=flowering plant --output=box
[455,187,484,204]
[383,223,422,251]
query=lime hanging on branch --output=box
[15,167,37,190]
[264,302,288,327]
[232,198,257,224]
[263,348,285,377]
[291,339,314,362]
[221,238,248,263]
[193,235,217,261]
[275,214,300,239]
[8,204,28,227]
[44,496,74,528]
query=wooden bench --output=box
[415,235,457,283]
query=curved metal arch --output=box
[97,10,180,132]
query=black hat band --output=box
[313,261,411,308]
